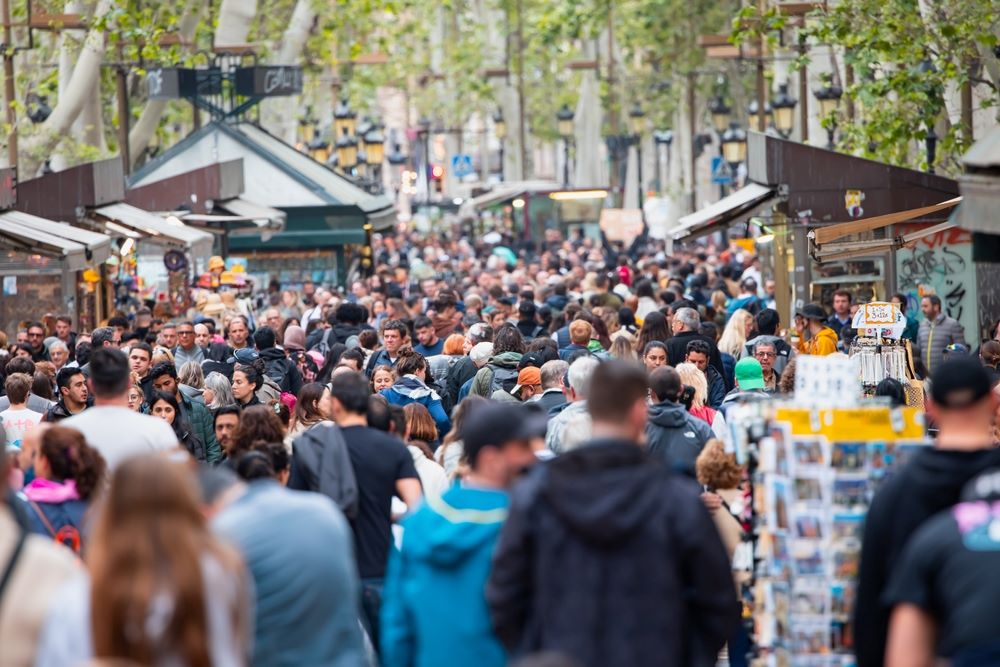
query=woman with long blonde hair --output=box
[34,455,251,666]
[676,362,727,439]
[718,309,755,387]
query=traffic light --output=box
[430,164,445,194]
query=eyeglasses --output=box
[27,332,43,338]
[177,330,194,335]
[755,351,776,358]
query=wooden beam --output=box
[776,2,825,16]
[28,13,86,30]
[698,34,732,47]
[482,67,509,78]
[566,60,599,70]
[212,44,257,55]
[351,52,389,65]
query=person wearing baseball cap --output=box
[381,401,541,667]
[855,355,1000,667]
[794,303,838,356]
[511,367,543,403]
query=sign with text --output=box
[234,66,303,97]
[852,301,906,338]
[599,208,644,246]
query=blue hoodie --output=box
[381,485,509,667]
[381,375,451,437]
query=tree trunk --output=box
[260,0,317,143]
[215,0,257,47]
[21,0,113,171]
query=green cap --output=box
[734,357,766,391]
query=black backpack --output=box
[265,359,291,393]
[488,364,520,396]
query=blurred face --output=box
[372,369,394,392]
[833,294,850,316]
[27,326,45,350]
[14,347,31,359]
[215,413,240,451]
[15,331,26,344]
[176,324,195,349]
[671,316,685,334]
[480,440,538,486]
[744,317,755,338]
[62,373,88,407]
[50,346,68,369]
[352,282,367,298]
[754,345,777,374]
[232,370,253,401]
[129,349,151,377]
[340,357,361,372]
[159,326,177,349]
[645,347,667,371]
[686,350,708,373]
[126,386,143,411]
[151,399,176,424]
[421,279,439,298]
[152,373,178,397]
[416,326,435,346]
[264,310,282,330]
[229,319,249,347]
[383,329,403,354]
[194,324,210,348]
[318,388,334,419]
[921,297,939,320]
[55,320,71,339]
[490,311,507,328]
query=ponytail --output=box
[40,426,107,501]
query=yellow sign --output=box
[774,407,925,441]
[863,302,897,325]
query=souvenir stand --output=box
[846,302,912,397]
[726,356,929,666]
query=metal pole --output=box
[845,64,855,122]
[563,139,569,187]
[499,139,505,182]
[116,49,131,175]
[515,0,527,180]
[687,71,697,211]
[755,0,766,133]
[1,0,16,169]
[798,40,809,144]
[636,139,644,212]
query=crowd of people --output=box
[1,228,1000,667]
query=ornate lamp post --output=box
[556,103,574,187]
[364,122,385,193]
[747,99,772,133]
[628,102,647,211]
[721,121,748,187]
[653,129,674,193]
[493,108,506,182]
[813,77,843,149]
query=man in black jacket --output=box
[487,360,737,667]
[253,326,303,396]
[44,367,91,421]
[853,356,1000,667]
[666,307,724,377]
[445,322,492,405]
[645,365,713,476]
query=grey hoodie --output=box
[645,400,713,477]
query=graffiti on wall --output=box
[895,225,977,340]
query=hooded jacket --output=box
[486,441,737,667]
[381,485,509,667]
[259,347,303,395]
[705,365,726,410]
[798,326,838,356]
[381,375,451,437]
[854,446,1000,667]
[287,422,359,519]
[179,392,222,464]
[645,400,713,477]
[470,351,522,399]
[915,312,966,376]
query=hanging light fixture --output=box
[771,83,798,138]
[335,127,358,171]
[333,98,357,139]
[721,121,748,168]
[746,99,772,132]
[556,104,574,138]
[493,109,506,140]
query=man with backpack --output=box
[365,320,409,377]
[254,326,303,396]
[470,325,525,398]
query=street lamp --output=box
[653,129,674,193]
[771,83,797,138]
[813,78,843,149]
[747,99,772,133]
[335,127,358,172]
[387,137,408,192]
[418,116,433,201]
[918,57,941,174]
[493,108,506,182]
[556,103,574,187]
[333,98,357,139]
[628,102,647,211]
[708,93,732,136]
[721,121,748,179]
[307,125,329,164]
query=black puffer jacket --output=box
[487,440,737,667]
[259,347,303,395]
[645,400,713,477]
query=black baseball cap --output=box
[460,402,548,461]
[796,303,827,321]
[930,356,994,409]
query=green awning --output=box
[226,206,366,250]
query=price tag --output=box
[864,303,896,325]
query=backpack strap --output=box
[0,530,27,601]
[27,499,59,539]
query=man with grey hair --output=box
[80,326,120,376]
[536,359,569,415]
[546,355,599,454]
[666,307,723,374]
[447,323,494,406]
[46,340,69,371]
[456,342,495,403]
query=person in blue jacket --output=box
[380,349,451,438]
[380,401,542,667]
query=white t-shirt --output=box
[1,407,42,448]
[62,406,179,470]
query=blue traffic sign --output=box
[451,153,475,178]
[711,156,733,185]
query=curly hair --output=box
[696,439,744,490]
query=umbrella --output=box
[492,246,517,267]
